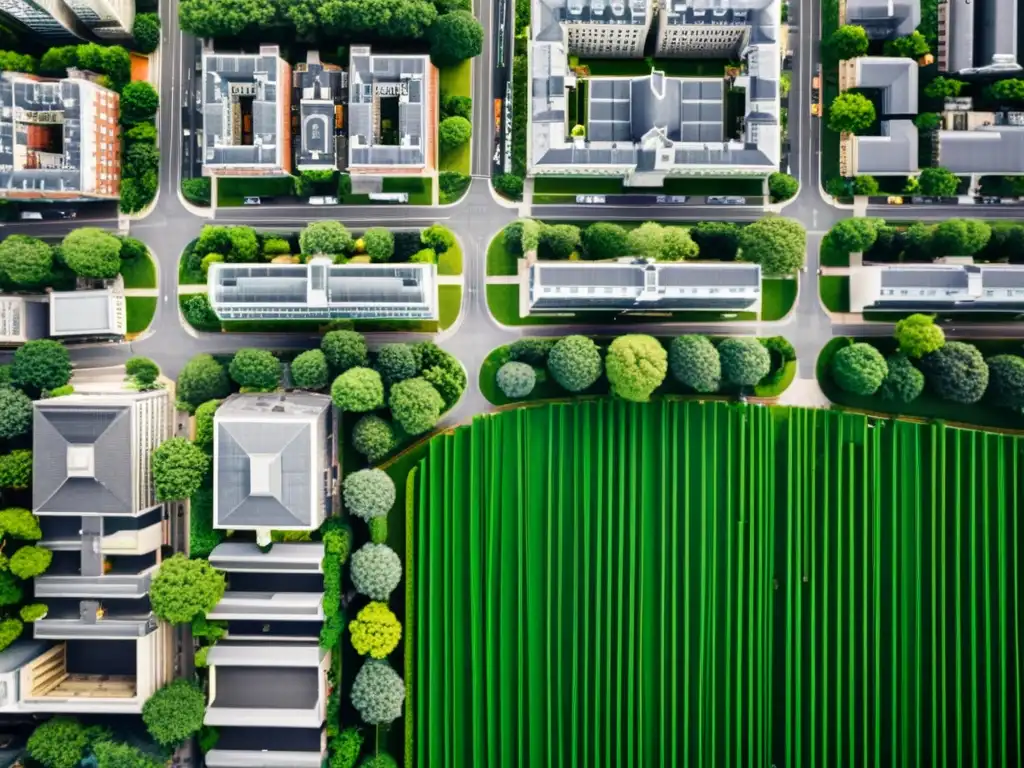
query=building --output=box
[0,295,48,344]
[49,285,126,339]
[202,541,330,767]
[534,0,652,59]
[61,0,133,39]
[522,259,762,314]
[0,71,120,200]
[347,46,435,177]
[201,45,292,176]
[849,262,1024,312]
[838,57,918,176]
[207,258,438,322]
[842,0,919,40]
[14,389,174,714]
[294,52,346,172]
[529,0,780,185]
[0,0,88,41]
[213,393,335,533]
[938,0,1019,74]
[936,114,1024,175]
[0,640,53,713]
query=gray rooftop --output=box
[880,267,970,289]
[845,0,919,39]
[942,0,1020,73]
[212,666,319,709]
[0,639,50,674]
[49,289,122,336]
[207,641,326,668]
[534,0,649,41]
[853,119,918,174]
[854,57,918,115]
[209,541,326,572]
[33,400,133,515]
[937,125,1024,174]
[295,58,344,170]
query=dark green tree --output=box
[125,356,160,387]
[914,112,942,132]
[152,438,209,501]
[11,339,71,394]
[322,330,369,372]
[582,222,629,260]
[828,93,876,134]
[921,341,989,403]
[375,343,418,385]
[131,12,161,54]
[228,348,281,391]
[885,30,930,58]
[61,227,121,278]
[918,167,959,197]
[719,337,772,388]
[831,342,888,395]
[929,218,991,257]
[827,24,869,60]
[828,217,879,254]
[120,81,159,124]
[0,234,52,286]
[150,554,225,624]
[352,415,396,462]
[989,78,1024,101]
[924,76,964,99]
[177,354,230,409]
[986,354,1024,409]
[438,116,472,152]
[0,385,32,440]
[388,377,444,435]
[143,680,207,749]
[768,172,799,202]
[548,335,603,392]
[738,217,807,274]
[291,349,329,391]
[668,335,721,393]
[691,221,740,260]
[538,223,581,259]
[852,175,880,195]
[428,11,483,66]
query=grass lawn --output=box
[384,177,433,205]
[217,176,295,206]
[119,253,156,289]
[761,277,797,320]
[581,58,733,77]
[125,297,156,334]
[178,240,204,285]
[486,230,517,276]
[438,243,463,276]
[439,61,471,175]
[438,285,462,330]
[819,275,850,312]
[754,359,797,397]
[533,177,626,195]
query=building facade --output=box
[0,295,48,345]
[938,0,1019,74]
[842,0,919,40]
[656,0,753,58]
[0,0,88,41]
[849,262,1024,311]
[838,57,919,176]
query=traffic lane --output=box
[1,218,120,237]
[531,204,766,222]
[213,205,454,226]
[489,0,513,177]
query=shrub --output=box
[19,603,48,622]
[182,177,211,205]
[351,543,402,601]
[142,679,206,749]
[193,399,218,453]
[132,12,162,53]
[582,222,629,260]
[509,337,555,365]
[718,338,772,388]
[291,349,330,391]
[343,469,396,521]
[0,572,23,606]
[760,336,796,363]
[428,10,483,67]
[605,335,667,401]
[626,221,665,258]
[151,438,209,501]
[349,601,402,659]
[768,172,799,202]
[438,171,470,202]
[0,618,22,652]
[0,450,32,489]
[363,228,395,262]
[263,237,291,256]
[200,253,223,274]
[389,377,444,435]
[11,339,71,393]
[831,342,888,395]
[351,660,405,724]
[93,741,163,768]
[0,508,42,540]
[496,361,536,399]
[0,234,52,286]
[229,348,281,391]
[360,754,399,768]
[986,354,1024,409]
[548,335,603,392]
[331,368,384,412]
[494,173,524,199]
[422,224,457,253]
[879,354,925,403]
[539,223,581,259]
[894,313,945,358]
[352,415,396,462]
[62,227,122,278]
[9,545,52,579]
[300,221,353,256]
[0,387,32,440]
[125,356,160,386]
[150,554,225,624]
[331,728,364,768]
[921,341,989,404]
[692,221,740,260]
[27,717,89,768]
[439,116,472,152]
[190,487,223,559]
[45,384,73,398]
[120,80,159,124]
[375,343,418,385]
[322,330,369,372]
[738,217,807,274]
[660,227,699,261]
[182,293,221,331]
[410,248,435,264]
[178,354,229,409]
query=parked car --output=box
[243,197,261,205]
[886,196,904,205]
[56,210,77,218]
[709,196,747,205]
[18,211,42,220]
[574,195,606,204]
[309,197,326,205]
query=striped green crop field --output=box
[410,401,1022,767]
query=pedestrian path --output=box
[123,288,159,297]
[485,275,519,284]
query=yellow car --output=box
[887,196,904,205]
[811,103,821,116]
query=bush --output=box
[0,450,32,490]
[181,294,221,331]
[300,221,353,256]
[439,171,471,202]
[11,339,71,393]
[182,177,211,205]
[322,330,369,372]
[178,354,230,409]
[626,221,665,258]
[349,601,402,659]
[291,349,329,391]
[548,335,603,392]
[768,172,799,202]
[351,543,402,601]
[0,234,53,286]
[660,227,699,261]
[263,237,291,256]
[19,603,47,622]
[582,222,629,260]
[0,387,33,440]
[9,545,52,579]
[831,342,888,395]
[986,354,1024,409]
[27,717,89,768]
[718,337,772,388]
[190,487,223,559]
[879,353,925,403]
[496,361,536,399]
[45,384,73,398]
[375,343,418,385]
[0,508,42,540]
[150,553,225,624]
[151,438,209,501]
[494,173,524,199]
[352,415,396,462]
[538,223,581,259]
[142,679,206,749]
[331,728,364,768]
[605,334,667,402]
[343,469,395,521]
[363,228,395,262]
[509,337,555,365]
[738,217,806,274]
[369,515,388,544]
[692,221,740,260]
[0,617,22,652]
[441,93,472,119]
[921,341,989,404]
[760,335,796,363]
[0,572,23,606]
[669,335,721,392]
[389,377,444,435]
[894,313,945,358]
[194,399,221,453]
[428,10,483,66]
[351,660,405,725]
[125,356,160,386]
[439,115,472,152]
[120,80,159,124]
[93,741,163,768]
[331,368,384,412]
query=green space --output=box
[216,175,295,206]
[486,230,517,276]
[125,297,156,334]
[439,241,463,276]
[341,176,434,205]
[410,399,1023,766]
[533,177,628,195]
[580,58,734,77]
[820,275,850,312]
[439,61,472,175]
[178,240,204,285]
[438,285,462,330]
[761,277,797,320]
[118,251,156,289]
[820,233,851,266]
[753,359,796,397]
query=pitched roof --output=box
[937,125,1024,174]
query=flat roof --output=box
[49,289,122,336]
[207,640,325,668]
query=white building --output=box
[534,0,652,59]
[0,295,49,344]
[849,263,1024,312]
[49,287,126,339]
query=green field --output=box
[119,253,156,289]
[439,61,471,176]
[410,400,1023,767]
[820,276,850,312]
[125,297,156,333]
[439,285,462,330]
[217,176,295,206]
[762,277,797,320]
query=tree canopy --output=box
[929,218,991,257]
[829,217,879,254]
[26,717,89,768]
[692,221,740,260]
[291,349,329,391]
[0,387,33,440]
[389,377,444,435]
[322,330,369,372]
[363,228,395,262]
[496,361,536,399]
[921,341,989,404]
[375,343,418,385]
[605,335,667,402]
[429,11,483,66]
[351,543,403,601]
[582,222,629,260]
[538,223,581,259]
[151,438,209,501]
[142,679,206,749]
[894,313,945,358]
[626,221,665,259]
[352,415,396,462]
[177,354,230,409]
[61,227,122,278]
[120,80,160,124]
[439,116,472,151]
[131,12,161,55]
[228,348,281,391]
[918,167,959,197]
[925,76,964,99]
[11,339,71,394]
[768,172,799,202]
[831,342,888,396]
[986,354,1024,409]
[668,335,721,393]
[350,601,402,659]
[718,337,772,388]
[300,221,353,256]
[93,740,163,768]
[828,93,875,134]
[548,335,603,392]
[343,469,396,521]
[150,554,225,624]
[884,30,930,58]
[332,367,384,412]
[0,234,53,286]
[738,217,806,274]
[660,227,699,261]
[827,24,869,60]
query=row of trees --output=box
[826,216,1023,263]
[0,229,147,289]
[503,217,807,274]
[119,80,161,214]
[826,165,960,200]
[826,24,929,62]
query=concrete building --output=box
[0,71,120,201]
[843,0,919,40]
[938,0,1020,74]
[936,111,1024,174]
[347,46,436,177]
[534,0,652,59]
[49,286,126,339]
[656,0,772,58]
[522,258,762,314]
[207,258,438,322]
[62,0,133,39]
[0,294,49,344]
[294,52,346,172]
[0,0,88,40]
[201,45,292,176]
[849,262,1024,312]
[839,57,919,176]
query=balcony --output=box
[34,572,153,599]
[209,592,323,622]
[18,643,140,714]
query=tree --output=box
[605,335,667,402]
[291,349,329,391]
[93,740,163,768]
[548,335,603,392]
[226,226,259,263]
[930,218,991,257]
[738,217,807,274]
[828,93,875,134]
[193,400,219,453]
[582,222,629,260]
[125,356,159,387]
[11,339,71,394]
[332,368,384,412]
[177,354,230,409]
[986,354,1024,409]
[921,341,989,403]
[0,571,23,606]
[660,227,699,261]
[120,80,159,124]
[496,361,536,399]
[200,253,223,276]
[692,221,740,260]
[885,31,930,58]
[852,175,880,195]
[131,12,161,54]
[925,76,964,99]
[626,221,665,258]
[322,330,369,372]
[438,116,472,152]
[441,93,472,119]
[351,543,402,601]
[197,225,231,255]
[914,112,942,132]
[332,728,364,768]
[669,335,721,393]
[0,450,32,490]
[228,348,281,391]
[352,415,395,462]
[918,167,959,197]
[826,176,851,198]
[0,234,52,286]
[343,469,396,521]
[0,50,37,73]
[417,343,466,410]
[828,217,878,254]
[828,24,869,60]
[375,343,418,385]
[350,601,402,659]
[143,679,206,749]
[719,337,772,388]
[150,554,225,624]
[894,313,945,358]
[151,438,209,501]
[768,172,799,202]
[9,545,52,579]
[877,354,925,403]
[410,248,435,264]
[428,11,483,66]
[123,141,159,178]
[0,387,32,440]
[989,78,1024,101]
[27,717,89,768]
[61,227,121,278]
[0,508,42,540]
[389,377,444,435]
[0,617,22,651]
[263,237,291,257]
[509,338,555,365]
[494,173,524,200]
[421,224,456,253]
[300,221,353,256]
[360,754,399,768]
[538,223,581,259]
[351,660,405,725]
[831,342,887,395]
[363,228,395,262]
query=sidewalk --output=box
[485,275,520,284]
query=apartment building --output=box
[656,0,760,58]
[838,57,919,176]
[938,0,1019,74]
[0,286,125,345]
[0,70,120,201]
[294,51,347,172]
[0,295,49,345]
[534,0,652,58]
[935,109,1024,175]
[201,45,292,176]
[843,0,919,40]
[849,262,1024,312]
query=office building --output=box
[0,295,49,344]
[657,0,771,58]
[0,0,87,41]
[534,0,652,58]
[207,258,438,322]
[936,117,1024,175]
[849,263,1024,311]
[938,0,1019,74]
[62,0,133,38]
[838,57,919,176]
[201,45,292,176]
[522,259,762,314]
[294,52,346,172]
[843,0,919,40]
[0,71,120,200]
[348,46,435,176]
